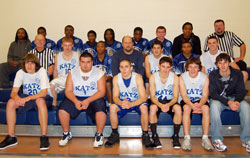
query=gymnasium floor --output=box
[0,136,249,158]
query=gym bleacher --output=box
[0,69,250,137]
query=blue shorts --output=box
[17,94,53,114]
[59,97,106,122]
[117,103,148,119]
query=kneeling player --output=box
[105,59,152,148]
[58,53,107,147]
[0,54,52,150]
[149,57,182,149]
[179,57,213,151]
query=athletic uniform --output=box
[31,38,57,52]
[59,66,106,121]
[13,67,52,113]
[50,52,79,93]
[147,38,172,56]
[105,40,122,56]
[133,37,149,53]
[57,36,83,53]
[148,54,167,75]
[116,72,147,118]
[93,54,112,77]
[81,42,97,57]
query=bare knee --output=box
[36,98,46,109]
[7,99,18,109]
[139,104,148,115]
[109,104,119,114]
[183,105,191,115]
[173,104,182,116]
[150,104,158,115]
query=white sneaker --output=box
[242,141,250,152]
[201,137,213,151]
[182,137,191,151]
[59,132,72,146]
[213,139,227,152]
[93,133,104,148]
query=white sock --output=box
[202,135,208,139]
[185,135,191,139]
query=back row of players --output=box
[0,19,249,152]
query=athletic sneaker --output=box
[93,133,104,148]
[0,135,18,150]
[242,141,250,152]
[182,137,192,151]
[142,133,153,149]
[40,136,50,150]
[213,139,227,152]
[104,132,120,147]
[59,132,72,146]
[201,137,213,151]
[172,135,181,149]
[152,134,162,149]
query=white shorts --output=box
[50,77,66,94]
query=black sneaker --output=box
[172,135,181,149]
[104,132,120,147]
[0,135,18,150]
[152,134,162,149]
[142,133,153,149]
[40,136,50,151]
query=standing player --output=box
[105,59,152,149]
[132,27,149,57]
[104,28,122,56]
[82,30,97,57]
[179,58,213,151]
[50,37,80,106]
[149,57,182,149]
[0,54,52,150]
[58,53,107,148]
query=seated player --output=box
[58,53,107,148]
[105,59,152,149]
[173,42,199,75]
[209,53,250,152]
[179,57,213,151]
[50,37,80,106]
[82,30,97,57]
[149,57,182,149]
[132,27,149,57]
[104,28,122,56]
[93,41,113,105]
[0,54,52,150]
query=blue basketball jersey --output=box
[82,41,97,57]
[133,37,149,53]
[173,53,199,75]
[105,40,122,56]
[147,38,173,56]
[93,54,112,77]
[57,36,83,53]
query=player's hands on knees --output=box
[161,104,170,113]
[81,99,90,110]
[19,97,31,106]
[192,103,202,114]
[121,98,130,109]
[74,100,83,110]
[228,100,240,111]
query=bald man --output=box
[29,34,55,76]
[112,35,145,77]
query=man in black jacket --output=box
[209,53,250,153]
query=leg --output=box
[149,104,158,124]
[109,104,120,129]
[96,111,107,133]
[201,105,210,135]
[140,104,149,131]
[183,104,192,136]
[238,101,250,143]
[106,81,112,104]
[0,63,19,87]
[36,98,48,136]
[172,104,182,149]
[172,104,182,125]
[210,100,226,142]
[50,84,57,106]
[58,109,70,132]
[6,99,19,136]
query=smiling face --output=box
[214,21,225,35]
[88,32,96,43]
[25,61,36,74]
[207,38,219,52]
[187,63,200,78]
[159,62,172,75]
[34,34,46,49]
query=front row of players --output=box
[0,52,249,152]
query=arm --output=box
[167,75,179,107]
[239,43,246,60]
[179,76,195,108]
[53,54,58,78]
[144,56,151,79]
[230,62,240,70]
[112,75,123,106]
[198,76,209,106]
[149,74,163,108]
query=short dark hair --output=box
[182,22,193,30]
[134,27,143,34]
[207,36,218,43]
[215,53,231,65]
[104,28,115,41]
[214,19,225,25]
[120,59,132,66]
[15,28,29,43]
[156,26,166,32]
[37,26,46,33]
[87,30,97,37]
[152,40,163,49]
[21,54,41,73]
[182,41,192,47]
[97,40,106,46]
[65,25,74,30]
[80,52,93,61]
[159,56,172,66]
[185,57,202,71]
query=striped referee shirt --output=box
[28,48,55,71]
[203,31,244,58]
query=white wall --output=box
[0,0,249,64]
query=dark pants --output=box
[0,62,20,87]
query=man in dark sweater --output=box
[172,22,201,58]
[112,36,144,78]
[209,53,250,153]
[0,28,31,88]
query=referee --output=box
[29,34,55,76]
[204,19,248,82]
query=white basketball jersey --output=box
[148,54,167,74]
[154,71,174,100]
[72,66,104,97]
[182,71,206,102]
[57,52,79,78]
[118,72,139,102]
